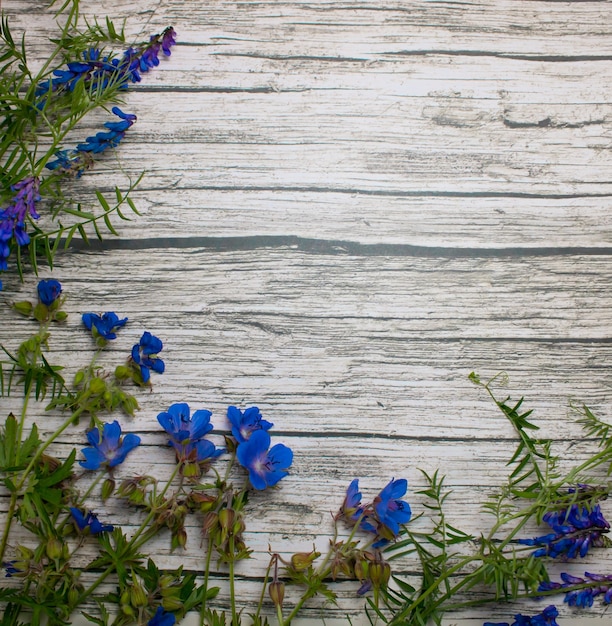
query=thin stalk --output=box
[229,534,238,626]
[199,535,214,626]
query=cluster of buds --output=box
[72,369,139,417]
[120,576,150,618]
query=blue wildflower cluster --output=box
[230,405,293,490]
[519,503,610,559]
[0,177,40,271]
[539,571,612,608]
[340,477,412,548]
[484,605,560,626]
[46,107,137,177]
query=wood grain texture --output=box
[1,0,612,623]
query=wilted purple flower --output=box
[340,478,363,520]
[80,421,141,470]
[82,311,128,340]
[0,177,41,269]
[519,503,610,559]
[70,507,114,534]
[157,402,224,464]
[227,405,273,443]
[236,430,293,491]
[131,331,165,383]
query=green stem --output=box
[199,535,214,626]
[229,535,238,626]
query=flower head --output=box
[70,507,114,535]
[37,279,62,306]
[519,503,610,559]
[157,403,224,464]
[227,405,273,443]
[148,606,176,626]
[82,311,128,341]
[79,421,141,470]
[236,429,293,490]
[131,331,165,383]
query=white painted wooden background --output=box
[1,0,612,624]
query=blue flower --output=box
[70,507,114,534]
[37,279,62,306]
[82,312,128,340]
[227,405,273,443]
[148,606,176,626]
[340,478,363,519]
[0,177,41,269]
[79,421,141,470]
[361,478,411,547]
[483,605,559,626]
[131,331,165,383]
[519,503,609,559]
[236,430,293,490]
[157,403,224,463]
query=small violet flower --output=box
[37,279,62,306]
[519,503,610,559]
[236,429,293,491]
[227,405,273,443]
[483,605,559,626]
[157,403,224,464]
[148,606,176,626]
[82,311,128,341]
[79,420,141,470]
[3,561,23,578]
[131,331,165,383]
[70,507,114,535]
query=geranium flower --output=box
[82,311,128,340]
[236,430,293,490]
[340,478,363,519]
[37,279,62,305]
[79,421,141,470]
[227,405,273,443]
[131,331,165,383]
[70,508,114,534]
[157,403,224,463]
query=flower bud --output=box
[45,537,63,561]
[102,478,116,501]
[291,550,320,572]
[182,461,201,478]
[218,508,235,532]
[115,365,131,380]
[12,301,33,317]
[162,595,184,612]
[74,370,86,386]
[202,511,219,536]
[269,581,285,607]
[54,310,68,322]
[33,302,49,322]
[130,582,148,607]
[89,377,106,395]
